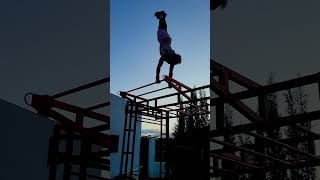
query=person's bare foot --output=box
[156,76,161,83]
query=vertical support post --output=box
[258,95,266,120]
[124,103,134,177]
[120,103,129,177]
[160,111,163,179]
[130,104,138,177]
[79,138,90,180]
[318,81,320,102]
[216,72,228,129]
[165,111,170,179]
[253,95,267,180]
[63,134,73,180]
[177,95,185,135]
[48,125,60,180]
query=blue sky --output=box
[110,0,210,94]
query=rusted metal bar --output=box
[47,109,118,149]
[211,60,261,89]
[127,80,163,93]
[31,94,109,123]
[211,153,261,169]
[52,77,109,98]
[211,110,320,137]
[164,75,192,90]
[210,138,298,168]
[245,132,320,162]
[137,87,170,96]
[140,85,210,103]
[85,102,110,111]
[211,78,263,123]
[210,166,240,178]
[211,72,320,106]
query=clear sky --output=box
[110,0,210,94]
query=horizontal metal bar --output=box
[48,109,118,149]
[211,153,261,169]
[210,138,297,168]
[89,124,109,132]
[210,166,240,177]
[211,72,320,106]
[127,80,164,93]
[157,96,210,109]
[211,110,320,137]
[137,86,170,96]
[211,134,320,154]
[137,120,163,126]
[52,77,109,98]
[245,132,320,162]
[85,102,110,111]
[140,85,210,103]
[291,124,320,138]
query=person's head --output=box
[154,11,167,20]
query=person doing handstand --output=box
[155,11,181,83]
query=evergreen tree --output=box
[283,73,315,180]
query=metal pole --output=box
[124,103,134,177]
[63,134,73,180]
[160,111,163,179]
[166,111,170,178]
[120,104,129,177]
[130,104,138,177]
[48,125,60,180]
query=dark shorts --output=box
[162,53,181,65]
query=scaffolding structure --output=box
[210,60,320,178]
[25,77,118,180]
[118,75,210,179]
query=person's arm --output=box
[158,18,167,31]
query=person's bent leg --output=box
[156,57,164,83]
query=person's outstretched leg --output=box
[156,57,164,83]
[169,63,175,78]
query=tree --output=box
[283,73,315,180]
[263,73,288,180]
[171,88,210,180]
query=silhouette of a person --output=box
[155,11,181,83]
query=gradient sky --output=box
[110,0,210,95]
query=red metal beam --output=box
[211,110,320,137]
[211,138,298,168]
[245,132,320,162]
[52,77,109,99]
[211,72,320,106]
[47,109,118,150]
[211,153,261,169]
[31,94,109,123]
[211,60,261,89]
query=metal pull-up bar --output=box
[53,77,110,99]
